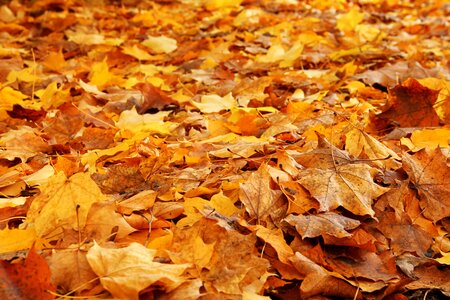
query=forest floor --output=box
[0,0,449,299]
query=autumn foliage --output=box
[0,0,450,299]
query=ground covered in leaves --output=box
[0,0,449,299]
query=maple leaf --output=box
[402,148,450,222]
[255,226,294,264]
[0,227,37,254]
[85,201,136,242]
[372,78,440,129]
[239,163,285,223]
[284,212,361,239]
[48,249,97,295]
[298,163,388,217]
[400,128,450,151]
[289,252,360,299]
[0,247,55,300]
[345,128,401,169]
[377,210,433,256]
[26,171,107,237]
[86,242,190,300]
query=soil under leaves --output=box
[0,0,449,299]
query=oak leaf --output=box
[86,242,190,300]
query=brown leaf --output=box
[298,163,388,216]
[239,163,286,223]
[133,82,178,112]
[377,211,433,256]
[372,78,440,129]
[48,249,97,296]
[289,252,361,299]
[284,212,360,239]
[402,148,450,222]
[170,218,270,296]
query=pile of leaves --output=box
[0,0,449,299]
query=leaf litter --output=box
[0,0,449,299]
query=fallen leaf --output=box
[239,163,285,223]
[86,242,190,300]
[402,148,450,222]
[372,78,440,129]
[284,212,361,239]
[298,163,388,216]
[0,247,56,300]
[26,171,107,237]
[48,249,98,296]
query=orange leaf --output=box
[0,248,56,300]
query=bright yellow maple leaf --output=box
[26,172,107,237]
[86,242,190,300]
[336,8,364,32]
[204,0,242,10]
[0,228,37,253]
[34,81,69,109]
[88,58,125,89]
[400,128,450,151]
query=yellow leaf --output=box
[6,67,39,84]
[400,128,450,151]
[204,0,242,10]
[169,235,215,270]
[26,172,107,237]
[88,58,115,88]
[86,242,190,300]
[115,107,176,135]
[191,93,237,113]
[42,49,67,72]
[279,42,304,68]
[65,30,105,45]
[0,86,28,113]
[345,128,401,169]
[256,43,285,63]
[209,191,241,217]
[255,226,294,264]
[356,24,383,43]
[436,252,450,265]
[0,228,37,253]
[329,44,375,61]
[142,35,177,54]
[336,8,364,32]
[177,197,210,227]
[35,81,68,109]
[121,45,153,60]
